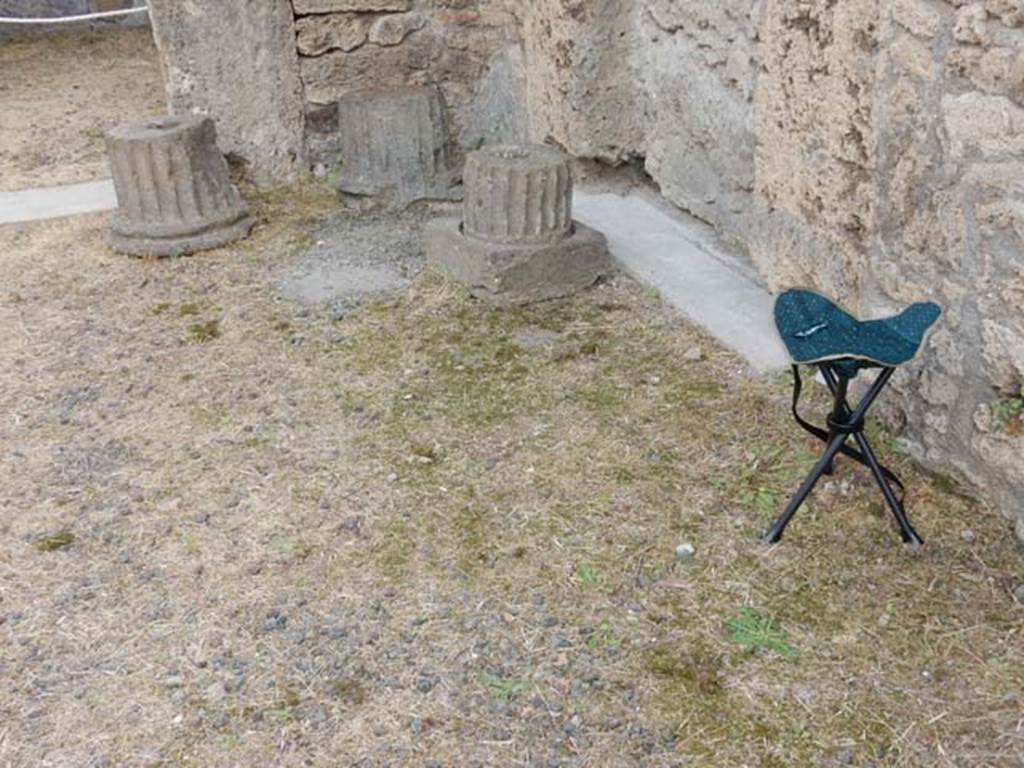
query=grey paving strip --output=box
[0,179,117,225]
[575,189,789,373]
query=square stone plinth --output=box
[425,218,613,306]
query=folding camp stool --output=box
[764,289,942,545]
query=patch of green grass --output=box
[188,319,221,343]
[178,302,202,317]
[34,531,75,552]
[864,421,906,456]
[576,383,626,412]
[586,620,623,651]
[574,563,604,588]
[992,395,1024,432]
[659,378,724,405]
[608,464,637,484]
[741,486,780,516]
[928,469,977,502]
[646,645,721,694]
[453,505,492,572]
[727,607,798,659]
[480,671,530,702]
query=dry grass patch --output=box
[0,28,164,191]
[0,192,1021,767]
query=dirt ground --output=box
[0,28,164,191]
[0,189,1022,767]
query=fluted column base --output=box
[105,115,254,257]
[463,145,573,246]
[335,85,459,205]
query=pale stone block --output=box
[296,14,368,56]
[368,12,426,46]
[293,0,410,13]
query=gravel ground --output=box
[0,28,164,191]
[0,191,1022,767]
[276,206,437,315]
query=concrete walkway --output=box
[0,178,789,372]
[0,179,117,225]
[575,190,789,373]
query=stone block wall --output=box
[292,0,525,172]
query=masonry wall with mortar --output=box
[292,0,524,173]
[145,0,1024,534]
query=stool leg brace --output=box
[763,364,924,546]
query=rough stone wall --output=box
[147,0,307,185]
[753,0,879,297]
[639,1,759,244]
[872,0,1024,523]
[500,0,645,163]
[486,0,1024,528]
[293,0,525,171]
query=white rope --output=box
[0,7,148,24]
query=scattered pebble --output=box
[683,345,704,362]
[674,543,696,562]
[960,529,976,543]
[415,675,437,694]
[835,747,855,765]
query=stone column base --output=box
[425,218,613,306]
[107,213,256,258]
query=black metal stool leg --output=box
[822,367,848,476]
[769,363,924,545]
[763,432,849,544]
[853,431,924,546]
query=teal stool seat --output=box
[775,289,941,377]
[765,289,942,546]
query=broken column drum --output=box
[335,85,459,205]
[462,145,573,245]
[426,144,612,305]
[106,116,255,257]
